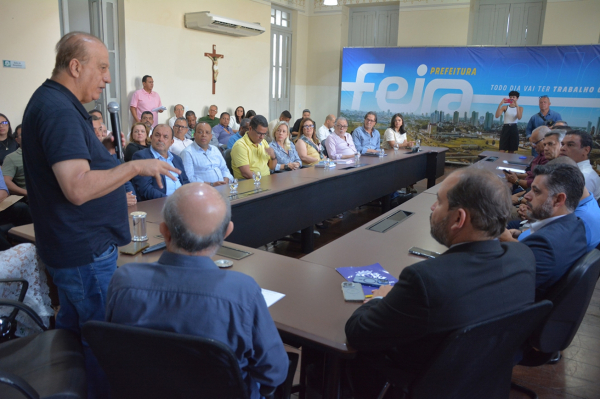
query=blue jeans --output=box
[47,244,118,399]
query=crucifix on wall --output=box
[204,44,224,95]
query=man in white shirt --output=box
[168,104,185,128]
[560,130,600,200]
[180,122,233,186]
[267,111,292,143]
[170,117,193,156]
[317,114,336,143]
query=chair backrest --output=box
[224,148,233,175]
[530,249,600,353]
[322,137,328,158]
[409,300,553,399]
[82,320,249,399]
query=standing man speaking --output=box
[22,32,179,396]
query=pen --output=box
[365,295,373,298]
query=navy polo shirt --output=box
[22,79,130,269]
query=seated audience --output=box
[560,130,600,200]
[106,183,289,398]
[132,124,189,201]
[295,118,323,166]
[231,115,277,180]
[542,129,564,162]
[345,168,535,396]
[185,110,197,139]
[326,117,357,160]
[230,106,245,133]
[168,104,185,128]
[3,125,26,196]
[382,113,414,150]
[124,122,149,162]
[517,156,600,253]
[91,115,106,140]
[317,114,336,143]
[0,243,53,336]
[181,122,233,186]
[228,118,251,149]
[198,104,220,128]
[352,111,381,154]
[170,117,193,156]
[213,112,235,147]
[0,167,33,250]
[140,111,154,132]
[0,113,18,166]
[501,163,587,299]
[268,110,292,143]
[291,109,310,136]
[270,122,301,171]
[503,125,550,190]
[245,110,257,120]
[89,109,111,136]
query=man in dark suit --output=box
[502,163,587,299]
[345,168,536,396]
[132,124,189,201]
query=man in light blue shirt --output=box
[212,112,235,147]
[525,95,562,156]
[227,118,250,150]
[352,111,380,154]
[132,124,189,201]
[181,122,233,186]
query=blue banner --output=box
[340,46,600,136]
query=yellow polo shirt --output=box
[231,134,272,180]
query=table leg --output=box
[323,353,342,399]
[301,225,314,253]
[380,195,391,213]
[426,152,438,188]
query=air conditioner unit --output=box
[184,11,265,37]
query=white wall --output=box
[542,0,600,45]
[397,7,470,46]
[0,0,61,126]
[122,0,271,127]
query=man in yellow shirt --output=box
[231,115,277,179]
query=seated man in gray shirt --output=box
[106,183,289,398]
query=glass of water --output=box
[229,178,238,193]
[416,139,421,148]
[379,148,385,157]
[394,143,399,152]
[253,171,262,186]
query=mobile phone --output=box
[216,245,252,260]
[119,241,150,255]
[342,282,365,302]
[503,99,513,103]
[353,276,389,287]
[408,246,441,259]
[484,156,498,162]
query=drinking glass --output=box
[130,211,148,242]
[379,148,385,157]
[229,178,238,193]
[394,143,399,152]
[253,171,262,186]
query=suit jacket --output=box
[521,212,587,300]
[131,148,189,201]
[345,240,536,374]
[106,252,289,399]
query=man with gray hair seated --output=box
[106,183,289,398]
[503,125,550,191]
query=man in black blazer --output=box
[345,168,536,395]
[502,163,587,299]
[132,124,189,201]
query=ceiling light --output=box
[324,0,337,6]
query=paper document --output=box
[261,289,285,307]
[496,166,526,174]
[151,106,167,112]
[0,195,24,212]
[333,159,354,164]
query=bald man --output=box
[106,183,289,398]
[317,114,336,142]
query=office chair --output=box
[83,320,297,399]
[0,299,86,399]
[0,278,28,341]
[377,300,553,399]
[512,249,600,399]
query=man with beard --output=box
[344,168,536,397]
[501,163,587,299]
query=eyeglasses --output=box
[539,95,549,99]
[533,137,544,145]
[0,121,8,125]
[365,119,376,123]
[174,125,187,129]
[336,124,348,129]
[256,132,268,137]
[303,125,314,129]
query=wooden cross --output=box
[204,44,224,95]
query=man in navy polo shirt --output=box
[22,32,179,397]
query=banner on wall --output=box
[340,46,600,164]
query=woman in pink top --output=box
[326,117,357,160]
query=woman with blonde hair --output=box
[270,122,301,171]
[294,118,323,166]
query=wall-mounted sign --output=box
[3,60,26,69]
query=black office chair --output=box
[377,300,553,399]
[0,278,28,341]
[83,320,297,399]
[0,299,86,399]
[512,249,600,398]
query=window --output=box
[348,6,399,47]
[271,8,291,29]
[470,0,544,46]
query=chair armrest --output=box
[0,278,29,302]
[0,370,40,399]
[0,299,47,331]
